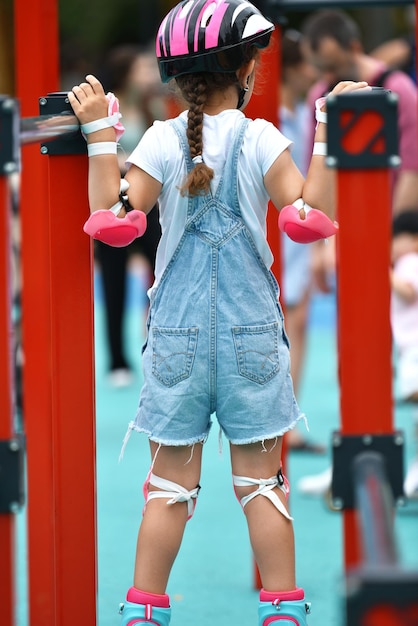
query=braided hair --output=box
[175,47,259,197]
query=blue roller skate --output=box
[119,588,171,626]
[258,588,311,625]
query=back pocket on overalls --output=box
[152,327,198,387]
[232,322,280,384]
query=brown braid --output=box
[176,74,215,197]
[175,47,260,197]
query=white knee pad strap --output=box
[233,473,293,521]
[145,472,200,520]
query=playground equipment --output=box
[0,89,97,626]
[0,1,97,623]
[20,111,79,144]
[0,95,22,626]
[1,0,418,625]
[347,451,418,623]
[326,87,418,624]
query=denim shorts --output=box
[132,317,304,446]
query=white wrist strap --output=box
[81,112,121,135]
[315,97,327,125]
[312,141,327,156]
[87,142,118,157]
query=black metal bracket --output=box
[326,89,399,169]
[0,96,20,176]
[0,434,25,513]
[331,432,405,510]
[39,92,86,156]
[346,567,418,625]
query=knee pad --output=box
[143,472,200,520]
[233,468,292,520]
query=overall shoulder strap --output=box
[214,117,250,202]
[167,117,194,172]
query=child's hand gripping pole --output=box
[83,180,147,247]
[278,198,339,244]
[80,91,125,141]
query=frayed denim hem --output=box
[226,413,308,447]
[119,420,210,460]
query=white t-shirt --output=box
[127,109,291,294]
[391,252,418,351]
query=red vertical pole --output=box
[14,0,59,622]
[46,150,97,626]
[336,167,393,567]
[0,173,16,626]
[15,0,98,623]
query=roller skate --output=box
[258,588,311,625]
[119,588,171,626]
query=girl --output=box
[68,1,369,624]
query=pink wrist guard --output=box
[315,96,327,128]
[106,92,125,141]
[80,92,125,141]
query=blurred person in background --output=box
[279,30,325,454]
[390,209,418,498]
[301,8,418,216]
[370,5,416,83]
[391,209,418,405]
[297,8,418,495]
[95,45,166,387]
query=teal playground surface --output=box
[16,260,418,626]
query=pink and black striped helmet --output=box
[156,0,274,82]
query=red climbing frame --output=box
[0,169,17,626]
[5,1,417,623]
[14,0,97,624]
[337,165,393,567]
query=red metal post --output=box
[15,0,59,622]
[0,172,17,626]
[336,166,393,567]
[45,150,97,626]
[14,0,98,623]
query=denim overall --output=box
[132,117,304,447]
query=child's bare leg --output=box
[230,438,296,591]
[133,441,203,594]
